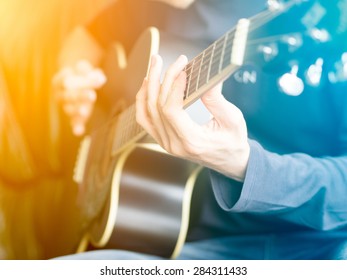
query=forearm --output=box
[211,140,347,230]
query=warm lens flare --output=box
[0,0,114,260]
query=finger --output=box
[63,105,87,136]
[201,82,244,129]
[66,101,94,136]
[71,118,86,136]
[63,100,93,120]
[63,75,93,90]
[75,60,106,88]
[73,89,97,103]
[85,69,107,88]
[147,54,163,109]
[58,88,97,105]
[159,55,188,106]
[154,55,189,151]
[152,71,200,158]
[165,70,187,109]
[146,54,171,146]
[136,78,160,141]
[61,88,95,136]
[62,71,104,90]
[163,71,198,139]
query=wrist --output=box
[197,139,250,183]
[232,141,250,182]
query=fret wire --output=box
[183,26,237,80]
[123,107,132,145]
[185,27,238,99]
[222,31,234,70]
[187,53,203,97]
[195,51,205,91]
[218,30,228,73]
[198,44,214,88]
[113,104,142,151]
[113,13,286,152]
[184,38,220,81]
[187,75,198,96]
[112,23,246,152]
[128,106,138,140]
[112,7,295,151]
[184,63,192,99]
[208,35,226,81]
[113,116,124,151]
[117,110,128,147]
[119,111,129,147]
[185,61,194,73]
[206,43,216,83]
[184,57,196,99]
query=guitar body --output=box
[101,27,159,106]
[86,144,208,258]
[74,27,210,258]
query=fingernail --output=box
[151,55,157,67]
[178,55,188,64]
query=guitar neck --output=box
[111,104,146,156]
[183,18,249,107]
[111,18,250,156]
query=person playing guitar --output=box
[55,0,347,260]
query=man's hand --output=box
[53,60,106,136]
[136,54,250,182]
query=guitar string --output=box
[183,2,296,96]
[113,4,293,149]
[118,1,342,153]
[184,2,310,99]
[113,1,300,150]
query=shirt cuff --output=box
[210,139,263,212]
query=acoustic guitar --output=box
[74,26,210,259]
[73,0,346,258]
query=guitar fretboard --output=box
[184,29,234,100]
[111,18,250,156]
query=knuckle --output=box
[161,103,175,119]
[135,110,142,125]
[147,103,156,116]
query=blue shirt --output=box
[173,0,347,238]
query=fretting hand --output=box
[136,54,250,182]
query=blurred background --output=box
[0,0,114,260]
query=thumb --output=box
[201,83,244,128]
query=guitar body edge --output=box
[79,144,209,259]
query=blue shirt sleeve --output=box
[210,139,347,231]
